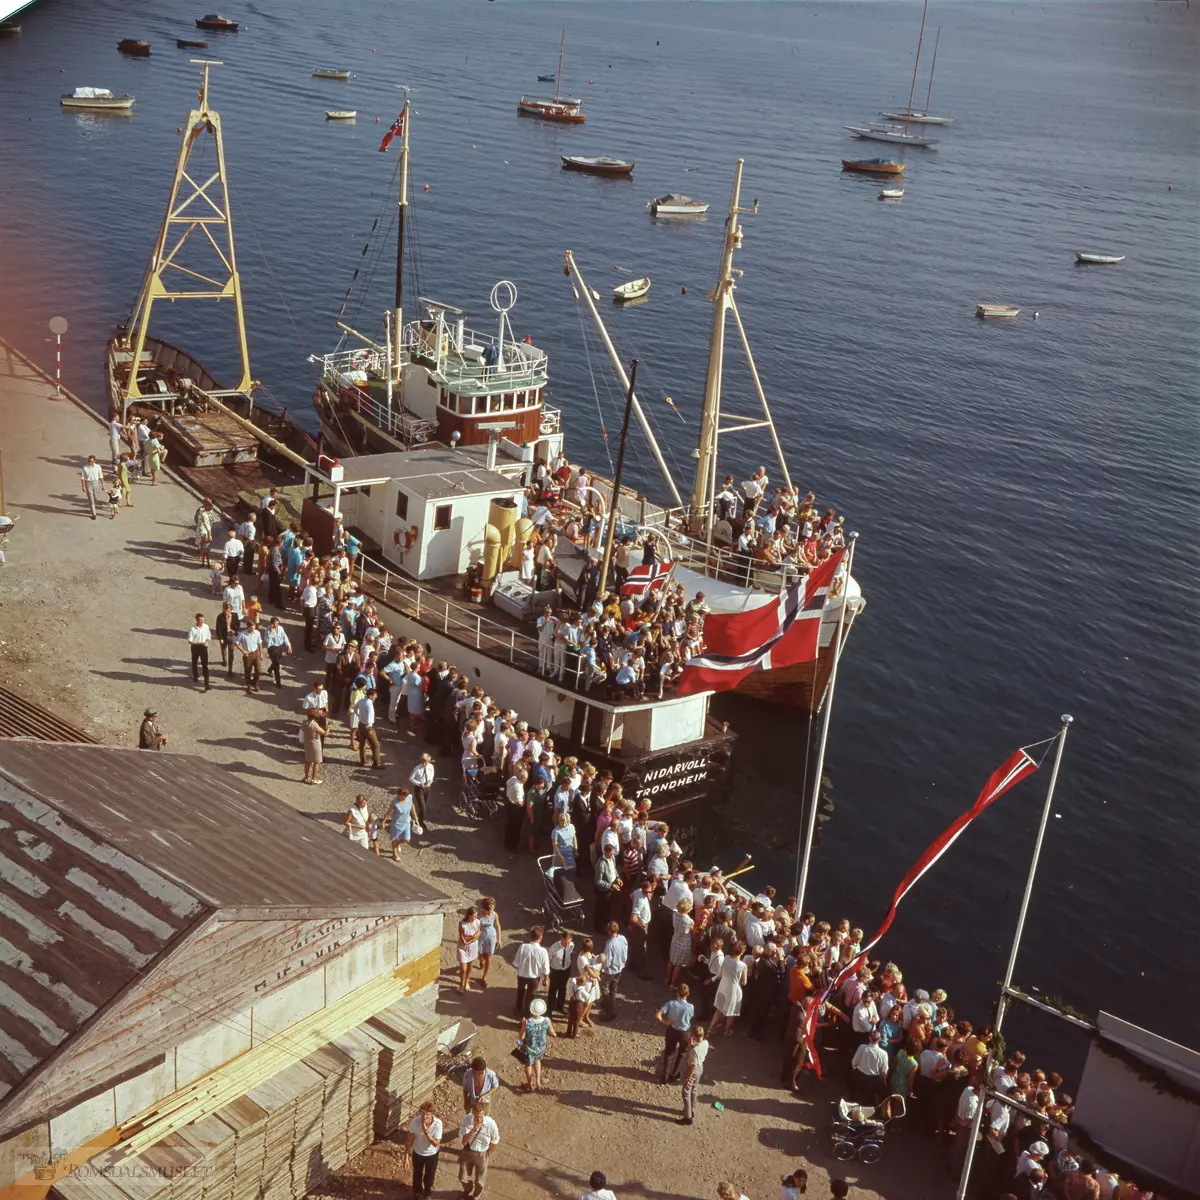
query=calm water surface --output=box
[2,0,1198,1069]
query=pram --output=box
[829,1094,905,1163]
[436,1018,477,1083]
[537,854,586,929]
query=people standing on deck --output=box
[80,455,105,520]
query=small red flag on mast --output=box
[378,107,406,153]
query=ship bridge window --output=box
[434,504,452,531]
[395,491,409,520]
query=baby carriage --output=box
[829,1094,906,1163]
[538,854,586,929]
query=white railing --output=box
[539,406,562,434]
[404,322,548,393]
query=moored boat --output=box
[976,303,1021,319]
[841,158,905,175]
[562,155,634,176]
[313,67,354,80]
[878,23,953,125]
[1075,252,1125,265]
[325,110,357,120]
[518,29,586,124]
[60,87,136,111]
[195,14,238,31]
[879,188,904,199]
[613,277,651,302]
[117,39,151,56]
[648,193,709,217]
[537,73,556,82]
[845,125,937,147]
[176,38,209,48]
[106,62,316,513]
[0,22,22,35]
[879,111,952,125]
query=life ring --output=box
[538,419,555,436]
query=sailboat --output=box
[845,0,940,147]
[517,29,586,124]
[880,25,953,125]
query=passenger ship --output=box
[311,103,864,720]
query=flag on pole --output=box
[621,560,673,598]
[801,744,1042,1078]
[378,107,407,152]
[677,549,845,697]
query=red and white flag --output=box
[801,744,1042,1078]
[677,550,845,697]
[621,560,673,598]
[378,107,407,153]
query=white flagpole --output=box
[794,533,858,911]
[955,713,1073,1200]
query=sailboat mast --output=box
[393,91,410,380]
[903,0,928,136]
[923,26,940,115]
[555,28,565,103]
[690,159,744,533]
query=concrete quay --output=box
[0,338,947,1200]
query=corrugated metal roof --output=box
[0,740,449,1106]
[0,684,99,743]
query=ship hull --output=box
[731,607,858,711]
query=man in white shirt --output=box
[404,1102,442,1200]
[456,1104,499,1199]
[187,612,212,690]
[850,1031,890,1107]
[512,926,550,1017]
[409,753,435,829]
[627,880,653,981]
[264,617,291,688]
[851,991,880,1040]
[80,456,106,520]
[546,929,574,1015]
[107,414,124,464]
[222,532,245,579]
[300,581,319,651]
[355,687,382,769]
[664,870,692,914]
[235,621,263,692]
[581,1170,617,1200]
[952,1083,981,1173]
[503,766,527,853]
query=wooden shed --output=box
[0,741,452,1199]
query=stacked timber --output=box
[247,1064,323,1200]
[301,1043,355,1177]
[178,1114,237,1200]
[330,1030,379,1161]
[361,1000,438,1136]
[217,1096,267,1200]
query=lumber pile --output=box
[361,999,439,1137]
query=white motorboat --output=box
[325,110,357,120]
[1075,252,1125,265]
[612,277,651,302]
[845,125,938,147]
[647,193,709,217]
[878,188,905,200]
[60,87,135,111]
[976,304,1021,320]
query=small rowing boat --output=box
[537,73,556,82]
[878,188,904,200]
[313,67,354,80]
[648,193,709,217]
[117,39,151,56]
[842,158,905,175]
[976,304,1021,320]
[1075,252,1125,265]
[613,277,651,303]
[177,38,209,48]
[325,110,357,120]
[61,87,135,111]
[562,155,634,176]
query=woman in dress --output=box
[550,811,578,875]
[146,432,165,485]
[303,711,329,784]
[518,997,555,1091]
[666,897,695,987]
[116,453,134,508]
[342,795,371,848]
[708,939,748,1038]
[456,906,481,993]
[387,787,415,861]
[476,897,502,989]
[889,1037,920,1119]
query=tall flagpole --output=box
[794,533,858,911]
[955,713,1074,1200]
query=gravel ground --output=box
[0,347,952,1199]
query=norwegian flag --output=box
[676,550,845,697]
[378,107,406,153]
[621,560,674,598]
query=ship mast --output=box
[554,28,565,103]
[923,27,940,116]
[123,60,252,410]
[903,0,929,135]
[690,159,792,542]
[393,87,411,380]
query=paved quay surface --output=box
[0,340,951,1199]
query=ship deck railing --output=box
[404,323,548,394]
[319,353,437,446]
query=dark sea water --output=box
[2,0,1198,1073]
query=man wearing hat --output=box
[138,708,167,750]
